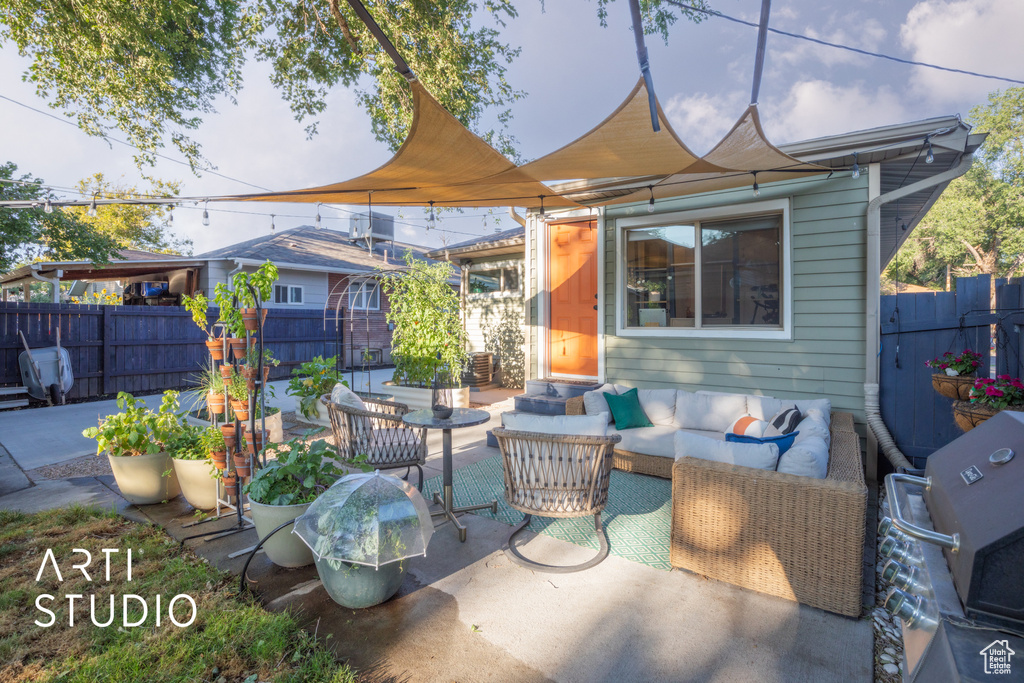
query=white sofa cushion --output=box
[331,383,370,435]
[674,430,780,471]
[747,394,832,421]
[776,434,829,479]
[582,384,618,422]
[676,390,747,432]
[502,412,609,437]
[793,409,831,449]
[637,389,679,427]
[609,425,679,458]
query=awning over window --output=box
[234,77,825,209]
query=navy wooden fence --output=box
[0,302,340,401]
[879,275,1024,467]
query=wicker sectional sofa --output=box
[566,393,867,617]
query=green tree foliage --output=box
[0,0,708,169]
[884,88,1024,290]
[69,174,191,255]
[0,162,120,272]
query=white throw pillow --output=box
[637,389,679,427]
[726,415,768,437]
[502,412,609,437]
[582,384,618,423]
[676,391,748,432]
[793,398,832,416]
[764,406,802,437]
[331,382,366,411]
[674,430,780,471]
[776,434,829,479]
[793,408,831,448]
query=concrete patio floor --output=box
[0,382,872,682]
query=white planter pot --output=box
[382,382,470,411]
[187,410,284,443]
[172,458,218,510]
[107,451,180,506]
[248,499,315,567]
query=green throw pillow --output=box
[604,388,653,430]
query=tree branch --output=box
[961,239,987,268]
[327,0,361,53]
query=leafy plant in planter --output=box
[233,261,278,330]
[287,356,345,420]
[213,282,246,340]
[243,438,344,506]
[182,293,218,342]
[379,251,468,387]
[243,345,279,388]
[167,423,206,461]
[83,391,185,457]
[190,363,226,416]
[926,349,983,376]
[227,367,250,419]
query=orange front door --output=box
[549,220,598,377]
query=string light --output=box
[201,201,210,226]
[43,198,52,214]
[752,172,760,197]
[538,196,546,219]
[851,153,860,179]
[427,201,436,231]
[648,185,656,213]
[87,194,98,217]
[314,202,322,229]
[270,214,276,233]
[925,137,935,164]
[167,210,173,225]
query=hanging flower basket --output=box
[952,400,998,432]
[932,373,976,400]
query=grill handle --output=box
[885,473,961,553]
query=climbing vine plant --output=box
[379,252,468,387]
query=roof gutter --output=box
[864,152,975,479]
[30,264,63,303]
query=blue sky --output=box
[1,0,1021,254]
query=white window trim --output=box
[348,278,380,311]
[274,284,304,306]
[615,198,793,340]
[466,260,523,299]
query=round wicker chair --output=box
[491,427,621,573]
[322,395,427,490]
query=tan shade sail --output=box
[237,79,575,208]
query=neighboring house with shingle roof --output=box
[427,224,527,388]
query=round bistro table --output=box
[403,407,497,542]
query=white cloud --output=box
[774,20,888,69]
[762,80,912,143]
[662,91,749,154]
[901,0,1024,105]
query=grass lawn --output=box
[0,506,356,683]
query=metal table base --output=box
[430,428,497,542]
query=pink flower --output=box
[1012,380,1024,389]
[986,387,1005,397]
[972,360,980,366]
[998,374,1011,381]
[940,363,948,369]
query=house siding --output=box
[529,173,869,423]
[199,261,327,309]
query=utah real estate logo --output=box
[979,639,1015,676]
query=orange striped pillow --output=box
[727,415,768,437]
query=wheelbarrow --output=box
[18,330,73,405]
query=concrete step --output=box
[0,399,29,410]
[0,386,28,396]
[523,379,600,399]
[513,394,569,415]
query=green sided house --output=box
[520,116,983,477]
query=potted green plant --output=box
[646,280,666,303]
[227,367,250,421]
[953,375,1024,431]
[286,356,345,423]
[378,253,470,409]
[205,426,227,471]
[234,261,278,331]
[189,363,226,418]
[243,438,344,567]
[243,345,279,390]
[182,293,223,360]
[168,423,218,509]
[82,391,184,505]
[928,349,984,400]
[213,282,246,356]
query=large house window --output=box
[621,208,784,335]
[468,265,520,295]
[273,284,303,304]
[348,278,380,310]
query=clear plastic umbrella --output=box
[293,471,433,569]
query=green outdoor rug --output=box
[422,456,672,570]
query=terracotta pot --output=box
[210,450,227,470]
[932,373,976,401]
[220,364,233,380]
[232,453,252,478]
[230,398,249,422]
[206,392,225,415]
[205,339,225,361]
[227,338,246,360]
[221,473,239,502]
[242,365,270,391]
[245,428,267,454]
[223,434,237,454]
[241,308,267,331]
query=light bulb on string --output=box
[538,196,546,219]
[648,185,656,213]
[925,137,935,164]
[314,203,322,229]
[752,173,760,198]
[270,214,276,233]
[87,194,98,217]
[201,201,210,227]
[427,201,436,231]
[851,153,860,179]
[167,209,173,225]
[43,198,52,214]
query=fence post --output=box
[103,306,114,395]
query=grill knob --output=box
[884,588,936,629]
[881,560,924,592]
[880,536,922,565]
